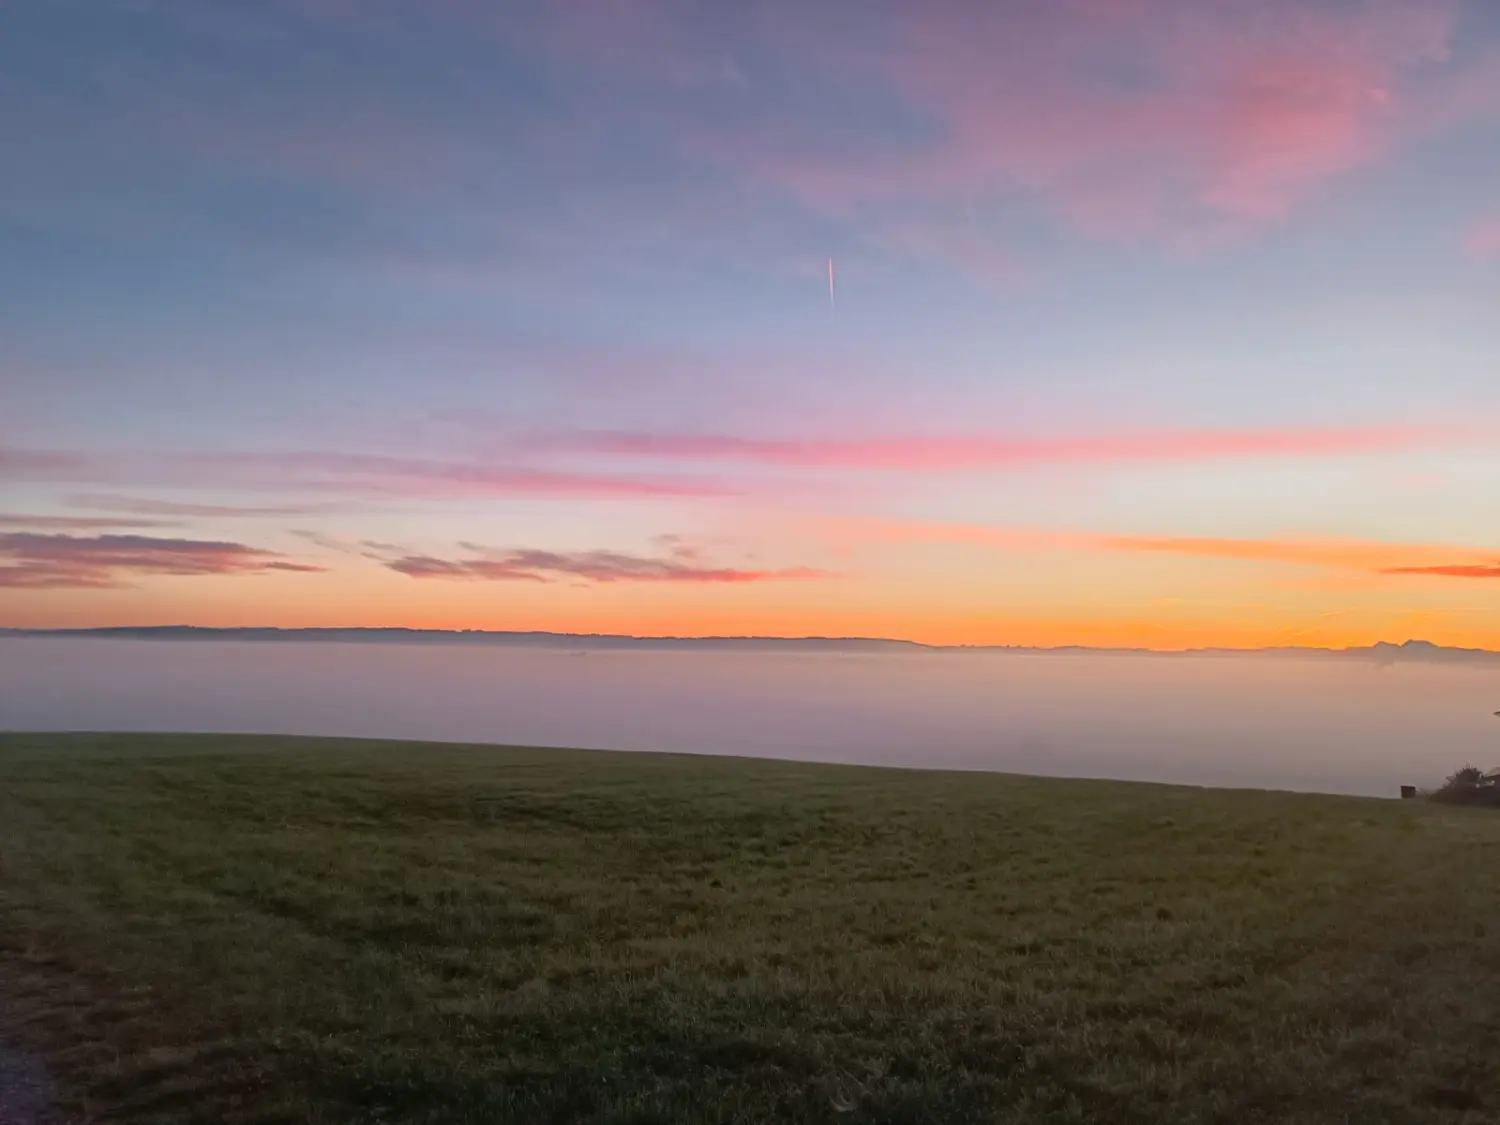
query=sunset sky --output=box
[4,0,1500,648]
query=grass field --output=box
[2,733,1499,1124]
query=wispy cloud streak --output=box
[65,494,356,519]
[1381,563,1500,579]
[2,447,735,500]
[817,515,1500,578]
[565,423,1457,471]
[243,453,732,499]
[0,533,324,589]
[0,513,177,531]
[0,448,91,479]
[386,545,831,585]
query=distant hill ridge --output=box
[2,627,1496,661]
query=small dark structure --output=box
[1400,785,1417,800]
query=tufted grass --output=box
[1,731,1498,1124]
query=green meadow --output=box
[1,732,1498,1124]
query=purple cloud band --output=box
[1,420,1468,508]
[386,545,830,585]
[0,533,324,589]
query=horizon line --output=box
[1,625,1493,657]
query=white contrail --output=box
[828,257,835,313]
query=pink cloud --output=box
[29,0,1488,285]
[0,533,325,589]
[699,0,1478,244]
[565,422,1455,471]
[815,514,1500,578]
[247,453,732,500]
[1382,563,1500,579]
[386,545,831,584]
[1467,212,1500,259]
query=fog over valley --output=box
[4,637,1496,797]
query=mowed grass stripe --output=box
[1,732,1498,1123]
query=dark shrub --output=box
[1430,765,1500,807]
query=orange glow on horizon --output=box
[794,513,1500,576]
[5,582,1499,652]
[4,515,1499,652]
